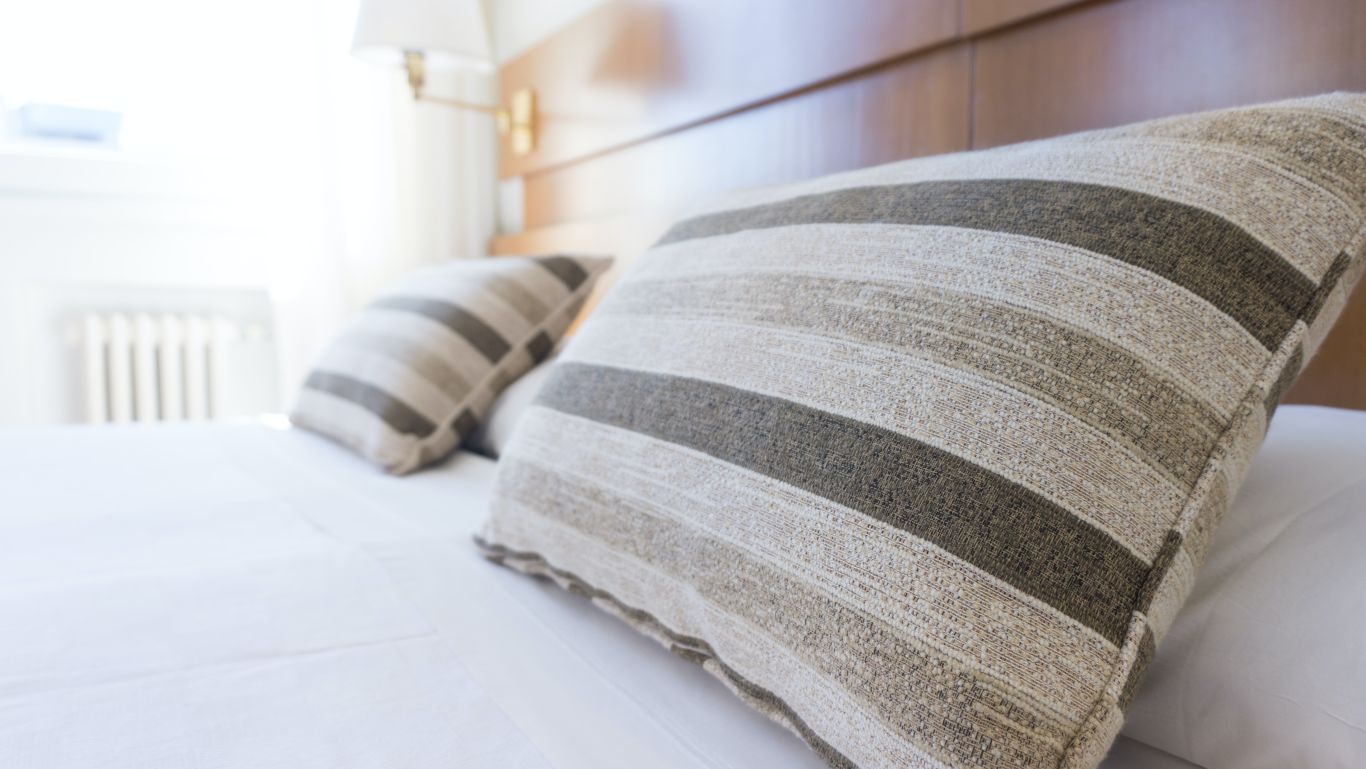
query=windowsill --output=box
[0,138,127,160]
[0,142,225,201]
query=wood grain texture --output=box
[521,45,971,229]
[970,0,1366,407]
[494,0,1366,408]
[1287,282,1366,410]
[961,0,1089,34]
[971,0,1366,148]
[497,0,959,178]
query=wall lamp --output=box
[352,0,537,156]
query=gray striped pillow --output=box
[477,93,1366,769]
[292,255,609,474]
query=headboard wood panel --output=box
[520,46,971,230]
[493,0,1366,410]
[972,0,1366,147]
[496,0,960,178]
[961,0,1086,34]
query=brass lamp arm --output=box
[414,95,501,115]
[415,94,512,133]
[403,50,528,145]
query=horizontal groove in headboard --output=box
[970,0,1366,148]
[519,45,972,230]
[961,0,1092,35]
[494,0,1366,410]
[497,0,968,179]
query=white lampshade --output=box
[352,0,492,71]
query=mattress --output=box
[0,418,1209,769]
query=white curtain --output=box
[0,0,499,282]
[274,0,499,394]
[0,1,497,420]
[0,0,499,406]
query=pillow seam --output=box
[1058,222,1366,768]
[397,257,608,473]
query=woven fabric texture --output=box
[293,255,610,473]
[478,94,1366,768]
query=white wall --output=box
[0,0,500,427]
[486,0,606,63]
[0,147,303,426]
[485,0,606,234]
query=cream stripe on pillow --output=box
[477,93,1366,769]
[292,255,610,473]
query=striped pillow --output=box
[292,255,610,474]
[477,93,1366,769]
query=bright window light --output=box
[0,0,362,161]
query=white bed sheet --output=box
[0,419,1197,769]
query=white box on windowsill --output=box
[15,103,122,145]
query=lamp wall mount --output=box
[403,51,536,156]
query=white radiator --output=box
[80,312,253,423]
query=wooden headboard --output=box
[491,0,1366,409]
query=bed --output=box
[5,2,1364,767]
[2,404,1363,768]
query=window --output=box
[0,0,353,161]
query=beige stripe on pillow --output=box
[292,254,610,473]
[478,94,1366,769]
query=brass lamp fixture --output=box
[400,51,536,156]
[353,0,536,156]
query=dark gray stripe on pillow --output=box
[294,254,610,474]
[483,467,1078,767]
[537,361,1146,645]
[476,539,859,769]
[604,274,1223,487]
[658,179,1313,349]
[526,330,556,363]
[451,407,480,440]
[535,255,591,290]
[372,296,512,362]
[305,370,436,437]
[476,95,1366,769]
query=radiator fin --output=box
[81,312,231,424]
